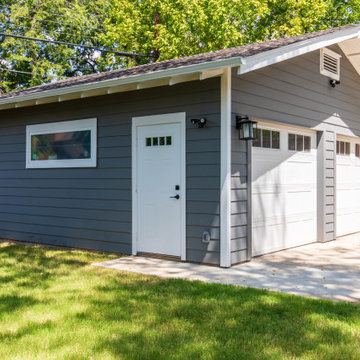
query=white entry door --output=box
[252,123,317,256]
[133,113,185,258]
[336,137,360,237]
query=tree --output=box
[0,0,110,92]
[98,0,360,69]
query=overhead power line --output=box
[0,5,107,30]
[0,32,152,58]
[4,23,96,41]
[0,67,40,76]
[1,13,107,32]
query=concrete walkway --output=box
[93,233,360,302]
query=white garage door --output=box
[252,123,317,256]
[336,137,360,237]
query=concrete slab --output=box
[93,233,360,302]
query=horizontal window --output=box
[336,140,350,156]
[288,133,311,152]
[26,118,97,168]
[253,128,280,149]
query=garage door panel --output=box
[252,124,317,256]
[286,190,316,215]
[336,138,360,237]
[252,191,283,221]
[253,217,316,256]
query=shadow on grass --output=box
[0,244,91,290]
[1,319,55,341]
[0,294,38,314]
[85,275,360,359]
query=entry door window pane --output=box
[262,129,271,148]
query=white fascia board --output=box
[0,56,245,107]
[238,27,360,75]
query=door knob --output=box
[170,194,180,199]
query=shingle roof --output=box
[1,24,358,100]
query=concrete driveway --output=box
[93,233,360,302]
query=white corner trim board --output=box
[220,67,232,268]
[132,112,186,260]
[26,118,97,169]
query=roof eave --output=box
[0,56,245,110]
[238,25,360,75]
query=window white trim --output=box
[26,118,97,169]
[132,112,186,261]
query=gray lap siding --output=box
[0,78,221,264]
[230,124,249,265]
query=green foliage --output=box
[0,0,109,92]
[1,0,360,92]
[100,0,360,69]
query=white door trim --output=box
[132,112,186,260]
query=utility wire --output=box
[0,32,152,58]
[1,14,107,32]
[3,22,96,41]
[0,6,107,31]
[0,67,40,76]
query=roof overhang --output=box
[338,37,360,76]
[0,56,244,111]
[1,25,360,111]
[238,25,360,75]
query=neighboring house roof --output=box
[1,24,360,109]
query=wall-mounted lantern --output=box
[190,117,207,128]
[236,115,257,140]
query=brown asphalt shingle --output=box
[1,24,358,100]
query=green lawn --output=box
[1,243,360,360]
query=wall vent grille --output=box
[320,48,341,81]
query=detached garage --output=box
[1,24,360,267]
